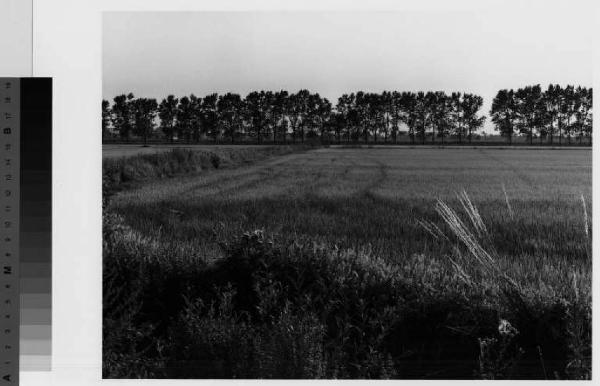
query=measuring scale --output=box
[0,78,52,383]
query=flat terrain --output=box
[103,144,275,159]
[103,143,591,159]
[112,147,591,263]
[105,146,592,379]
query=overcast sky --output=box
[103,5,593,132]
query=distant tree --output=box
[336,94,353,142]
[158,95,179,143]
[329,111,345,143]
[102,99,111,141]
[542,84,570,145]
[379,91,392,142]
[198,94,219,142]
[414,92,429,144]
[217,93,243,143]
[287,93,301,143]
[131,98,158,146]
[176,96,194,142]
[187,94,202,142]
[400,92,418,144]
[263,91,276,141]
[293,90,312,142]
[375,93,386,142]
[363,93,382,142]
[314,95,332,139]
[490,89,517,144]
[352,91,370,142]
[583,88,593,145]
[109,86,586,148]
[347,93,362,142]
[449,92,464,143]
[431,91,451,144]
[514,85,542,144]
[560,85,577,144]
[425,91,445,143]
[271,90,289,143]
[573,86,593,144]
[245,91,274,143]
[390,91,403,143]
[461,93,486,144]
[305,93,318,139]
[543,84,562,145]
[111,93,135,141]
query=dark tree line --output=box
[102,85,591,145]
[103,90,332,145]
[334,91,485,144]
[490,84,593,145]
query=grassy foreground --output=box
[103,147,591,379]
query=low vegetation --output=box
[103,144,315,193]
[103,147,591,379]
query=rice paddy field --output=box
[103,146,592,379]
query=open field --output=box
[103,147,591,379]
[102,144,278,159]
[112,148,591,262]
[103,143,591,159]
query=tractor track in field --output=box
[356,158,390,198]
[207,166,292,199]
[341,156,357,178]
[114,151,310,205]
[305,154,390,197]
[181,151,321,202]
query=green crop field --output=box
[103,146,592,379]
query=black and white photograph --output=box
[101,6,592,380]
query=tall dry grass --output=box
[433,190,591,379]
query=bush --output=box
[103,225,591,379]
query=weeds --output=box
[502,183,514,219]
[103,145,315,193]
[103,148,591,379]
[434,191,591,379]
[477,320,524,379]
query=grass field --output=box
[103,146,591,379]
[112,148,590,262]
[102,144,278,159]
[103,143,591,159]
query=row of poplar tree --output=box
[490,84,592,145]
[102,84,592,145]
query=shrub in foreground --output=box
[103,218,591,379]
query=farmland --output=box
[103,146,591,379]
[111,147,590,262]
[102,143,276,159]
